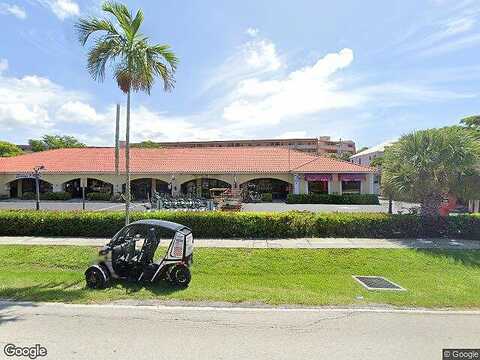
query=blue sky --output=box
[0,0,479,148]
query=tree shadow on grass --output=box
[109,279,187,297]
[0,278,187,307]
[416,249,480,268]
[0,280,87,304]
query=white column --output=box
[363,173,374,194]
[114,183,123,195]
[0,182,9,198]
[293,174,301,194]
[334,174,342,195]
[17,180,23,198]
[327,180,332,194]
[52,184,63,192]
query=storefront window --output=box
[309,181,328,194]
[181,178,231,198]
[342,181,361,194]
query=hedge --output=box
[86,192,112,201]
[287,193,380,205]
[42,192,72,201]
[261,193,273,202]
[0,210,478,239]
[22,192,72,201]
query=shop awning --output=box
[304,174,333,181]
[339,174,366,181]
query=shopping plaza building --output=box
[131,136,356,156]
[0,147,374,200]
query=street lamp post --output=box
[33,165,45,211]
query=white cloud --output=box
[443,16,475,36]
[35,0,79,20]
[0,60,228,144]
[202,36,284,93]
[246,27,259,37]
[55,101,110,124]
[396,1,480,56]
[358,82,474,106]
[222,48,363,127]
[2,32,475,146]
[0,58,8,74]
[126,106,225,143]
[0,67,87,133]
[418,32,480,56]
[0,3,26,19]
[244,39,282,72]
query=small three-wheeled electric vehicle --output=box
[85,220,194,289]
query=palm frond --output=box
[76,2,178,94]
[75,17,119,45]
[87,38,122,82]
[148,44,179,71]
[130,9,144,37]
[102,1,134,39]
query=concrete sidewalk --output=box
[0,236,478,249]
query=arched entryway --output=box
[63,178,82,198]
[87,178,113,196]
[8,178,53,198]
[181,178,231,198]
[240,178,291,200]
[130,178,169,200]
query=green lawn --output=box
[0,245,479,308]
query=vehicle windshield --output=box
[110,224,148,247]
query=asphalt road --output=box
[0,199,417,213]
[0,200,147,212]
[0,301,479,360]
[242,199,418,213]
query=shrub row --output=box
[86,192,112,201]
[286,193,380,205]
[0,210,478,239]
[22,192,72,201]
[261,193,273,202]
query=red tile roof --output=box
[0,147,373,174]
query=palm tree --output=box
[75,2,178,224]
[382,127,480,217]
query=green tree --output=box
[0,141,23,157]
[327,152,352,162]
[369,156,383,168]
[460,115,480,139]
[382,127,480,216]
[132,140,162,148]
[356,146,369,154]
[28,135,86,152]
[76,1,178,224]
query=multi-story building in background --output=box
[132,136,356,156]
[350,140,397,194]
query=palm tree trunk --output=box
[125,89,131,225]
[420,192,443,217]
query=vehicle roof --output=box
[129,219,191,232]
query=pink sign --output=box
[339,174,366,181]
[304,174,332,182]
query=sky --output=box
[0,0,479,149]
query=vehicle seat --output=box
[137,228,159,266]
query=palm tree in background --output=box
[382,127,480,216]
[75,2,178,224]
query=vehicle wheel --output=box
[169,265,191,287]
[85,265,109,289]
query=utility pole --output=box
[115,104,120,176]
[33,165,45,211]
